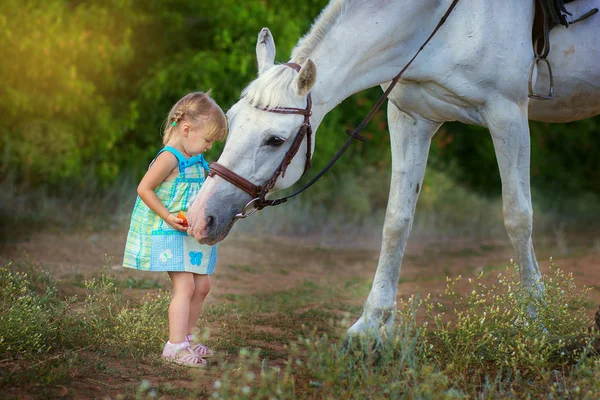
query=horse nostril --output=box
[206,215,215,230]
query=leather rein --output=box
[208,0,460,220]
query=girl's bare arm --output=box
[137,153,187,231]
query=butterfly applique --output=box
[189,251,203,266]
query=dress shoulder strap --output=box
[157,146,187,164]
[151,146,189,173]
[151,147,210,173]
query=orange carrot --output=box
[177,211,188,227]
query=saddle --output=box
[530,0,598,99]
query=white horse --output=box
[188,0,600,338]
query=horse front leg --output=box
[347,103,441,340]
[487,101,545,303]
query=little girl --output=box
[123,91,227,367]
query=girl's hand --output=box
[166,213,188,232]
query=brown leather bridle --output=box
[208,63,313,218]
[208,0,461,220]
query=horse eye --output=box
[265,136,285,147]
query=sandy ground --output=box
[2,228,599,307]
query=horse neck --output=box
[292,0,534,123]
[291,0,446,115]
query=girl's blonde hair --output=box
[163,91,228,145]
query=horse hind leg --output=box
[346,102,441,341]
[486,100,545,305]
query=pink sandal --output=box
[186,334,214,358]
[162,341,207,368]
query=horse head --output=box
[187,28,318,244]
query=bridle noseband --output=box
[208,63,313,218]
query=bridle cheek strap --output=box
[208,63,313,206]
[208,110,312,201]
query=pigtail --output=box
[162,106,187,145]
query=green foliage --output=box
[530,118,600,196]
[114,293,171,352]
[76,271,171,352]
[416,168,503,237]
[0,0,332,188]
[128,0,331,164]
[430,119,600,200]
[2,0,598,215]
[0,0,141,185]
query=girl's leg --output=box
[167,272,196,343]
[187,274,211,334]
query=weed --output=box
[117,277,162,289]
[0,261,171,389]
[2,259,600,398]
[207,262,600,398]
[0,263,64,355]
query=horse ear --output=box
[256,28,276,75]
[295,59,317,96]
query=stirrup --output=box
[528,38,554,100]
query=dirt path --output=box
[3,228,599,306]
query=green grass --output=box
[1,259,599,398]
[227,264,258,274]
[117,277,163,289]
[73,273,162,290]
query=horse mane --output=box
[242,0,355,108]
[291,0,354,64]
[241,65,298,109]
